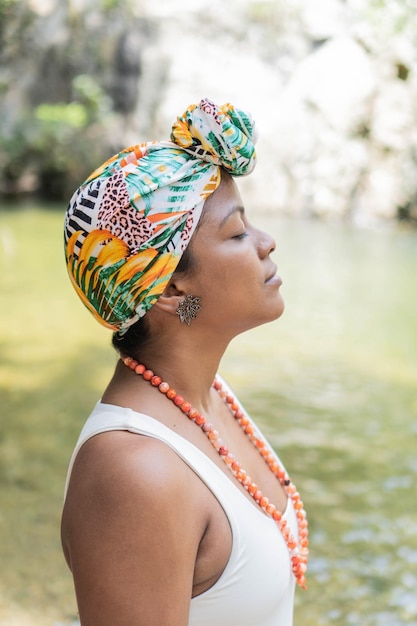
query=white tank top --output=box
[64,396,297,626]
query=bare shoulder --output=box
[63,429,209,539]
[66,430,192,506]
[62,430,208,626]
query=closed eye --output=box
[232,232,249,240]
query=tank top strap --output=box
[63,401,242,533]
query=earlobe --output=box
[154,279,200,319]
[154,291,202,325]
[153,292,183,316]
[153,278,188,315]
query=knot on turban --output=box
[64,98,257,333]
[171,98,257,176]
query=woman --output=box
[61,98,308,626]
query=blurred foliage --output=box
[1,0,417,218]
[0,0,145,200]
[0,74,113,198]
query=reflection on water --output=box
[222,217,417,625]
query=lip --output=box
[265,265,281,285]
[265,274,283,286]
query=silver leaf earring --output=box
[176,295,202,325]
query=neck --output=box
[118,327,231,412]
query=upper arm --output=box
[62,432,207,626]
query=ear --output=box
[152,281,186,317]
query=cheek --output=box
[214,263,258,302]
[192,246,260,301]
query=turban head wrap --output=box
[64,98,258,333]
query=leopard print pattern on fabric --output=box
[97,169,153,254]
[178,213,197,252]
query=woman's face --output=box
[185,172,285,336]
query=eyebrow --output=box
[219,205,245,228]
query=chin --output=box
[256,299,285,329]
[271,294,285,321]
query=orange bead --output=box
[151,375,161,386]
[143,369,153,380]
[254,490,263,502]
[158,382,169,394]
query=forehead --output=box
[202,171,244,226]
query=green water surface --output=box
[225,218,417,626]
[0,208,416,625]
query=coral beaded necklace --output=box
[121,356,309,589]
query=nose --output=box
[257,227,276,258]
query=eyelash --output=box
[233,231,248,240]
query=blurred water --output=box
[1,208,416,625]
[222,216,417,625]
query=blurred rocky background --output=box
[1,0,417,224]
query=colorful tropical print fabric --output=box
[64,98,257,332]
